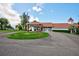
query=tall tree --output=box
[0,18,8,30]
[0,18,13,30]
[21,12,30,31]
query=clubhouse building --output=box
[29,18,79,32]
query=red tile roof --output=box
[31,21,79,28]
[53,23,70,28]
[42,23,53,27]
[31,21,53,28]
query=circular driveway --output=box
[0,32,79,56]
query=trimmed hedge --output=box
[53,30,69,33]
[76,28,79,34]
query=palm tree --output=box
[21,12,30,31]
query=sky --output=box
[0,3,79,27]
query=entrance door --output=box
[43,28,52,32]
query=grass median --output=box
[7,31,49,40]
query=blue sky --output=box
[12,3,79,23]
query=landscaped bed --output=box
[7,31,49,40]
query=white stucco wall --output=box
[43,28,52,32]
[52,28,68,30]
[31,27,34,31]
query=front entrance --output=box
[31,26,43,32]
[43,28,52,32]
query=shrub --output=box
[53,30,69,33]
[76,28,79,34]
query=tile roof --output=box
[53,23,70,28]
[31,21,79,28]
[31,21,53,27]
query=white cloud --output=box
[32,3,43,12]
[32,6,42,12]
[0,3,21,28]
[34,17,39,21]
[29,15,39,22]
[27,9,31,13]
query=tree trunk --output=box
[27,24,29,32]
[70,30,73,34]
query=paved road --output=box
[0,32,79,56]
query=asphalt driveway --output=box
[0,31,79,56]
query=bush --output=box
[76,28,79,34]
[53,30,69,33]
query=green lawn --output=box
[7,31,49,40]
[0,30,16,32]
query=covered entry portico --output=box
[30,21,53,32]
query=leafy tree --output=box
[76,22,79,34]
[68,25,76,33]
[76,28,79,34]
[0,18,8,30]
[0,18,13,30]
